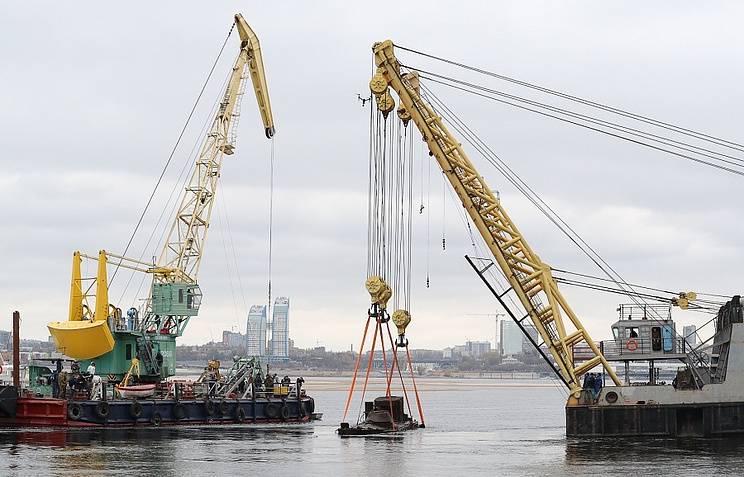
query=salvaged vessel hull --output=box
[338,395,420,436]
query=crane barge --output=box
[366,40,744,438]
[0,14,319,428]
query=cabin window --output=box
[125,343,132,360]
[625,327,639,339]
[186,289,193,309]
[178,288,184,303]
[612,327,619,340]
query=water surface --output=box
[1,377,743,476]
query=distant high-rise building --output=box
[466,340,491,357]
[271,297,290,359]
[522,325,539,354]
[499,320,523,356]
[246,305,267,356]
[683,325,698,348]
[222,331,244,348]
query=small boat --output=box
[114,383,155,399]
[338,396,420,436]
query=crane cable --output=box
[120,68,234,309]
[109,21,236,287]
[419,82,677,319]
[408,70,744,170]
[415,72,744,177]
[394,43,744,154]
[415,80,714,370]
[267,137,276,330]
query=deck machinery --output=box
[368,40,741,437]
[47,13,275,382]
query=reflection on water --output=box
[566,436,744,474]
[0,383,743,476]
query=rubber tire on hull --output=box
[218,400,229,416]
[306,398,315,414]
[236,406,246,423]
[130,400,143,418]
[151,411,162,426]
[96,401,110,419]
[281,404,290,420]
[204,399,215,416]
[265,402,280,419]
[173,403,186,421]
[68,402,82,420]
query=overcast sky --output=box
[2,1,743,351]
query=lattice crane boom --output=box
[370,40,621,395]
[158,13,275,284]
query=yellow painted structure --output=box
[48,250,115,360]
[370,40,622,396]
[47,320,115,360]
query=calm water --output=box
[1,378,744,476]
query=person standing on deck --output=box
[86,361,96,376]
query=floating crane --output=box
[368,40,622,397]
[47,13,275,381]
[365,42,744,439]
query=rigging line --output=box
[426,139,432,288]
[367,86,374,277]
[121,67,233,308]
[441,170,446,251]
[410,131,414,305]
[420,80,694,309]
[444,180,523,313]
[220,188,250,317]
[416,75,728,372]
[393,43,744,153]
[553,278,719,313]
[419,128,425,213]
[420,75,744,178]
[419,84,674,326]
[408,65,729,372]
[551,267,730,301]
[267,137,275,325]
[109,21,236,287]
[412,68,744,169]
[216,201,241,325]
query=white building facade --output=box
[246,305,267,356]
[271,297,290,359]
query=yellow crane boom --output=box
[369,40,621,396]
[158,13,275,284]
[49,14,274,371]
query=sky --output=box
[1,1,743,351]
